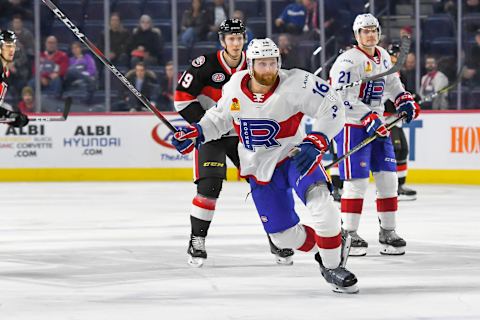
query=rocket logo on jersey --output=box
[230,98,240,111]
[240,119,280,151]
[365,61,373,73]
[359,78,385,105]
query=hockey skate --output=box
[398,184,417,201]
[268,235,294,265]
[344,230,368,256]
[379,227,406,255]
[187,234,207,267]
[314,253,358,294]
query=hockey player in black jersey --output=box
[0,30,29,128]
[174,19,294,267]
[386,43,417,201]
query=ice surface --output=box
[0,182,479,320]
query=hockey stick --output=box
[41,0,178,133]
[335,35,411,92]
[287,115,406,166]
[324,114,406,170]
[0,97,72,124]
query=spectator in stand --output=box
[99,12,131,66]
[466,0,480,13]
[419,56,449,110]
[30,35,68,98]
[465,0,480,33]
[465,29,480,86]
[278,33,302,69]
[17,86,35,114]
[275,0,307,35]
[401,52,417,94]
[158,61,176,111]
[10,15,34,58]
[0,0,33,25]
[433,0,456,16]
[207,0,228,40]
[232,9,253,48]
[303,0,338,40]
[127,15,163,66]
[122,62,158,112]
[64,42,97,105]
[399,26,416,53]
[180,0,210,49]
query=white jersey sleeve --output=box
[198,83,234,142]
[299,72,345,140]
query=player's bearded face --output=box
[357,27,379,48]
[253,58,279,86]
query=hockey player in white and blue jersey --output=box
[329,14,420,256]
[172,38,358,294]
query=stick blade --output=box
[62,96,72,120]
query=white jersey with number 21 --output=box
[329,45,406,124]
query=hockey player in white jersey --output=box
[330,14,420,256]
[171,38,358,293]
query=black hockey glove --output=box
[7,111,29,128]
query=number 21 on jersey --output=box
[338,71,351,83]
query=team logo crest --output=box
[359,79,385,105]
[212,73,225,83]
[230,98,240,111]
[365,61,372,73]
[192,55,206,67]
[240,119,280,151]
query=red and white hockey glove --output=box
[361,111,389,138]
[172,123,204,154]
[395,92,421,123]
[292,132,329,176]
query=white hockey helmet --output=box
[246,38,281,77]
[353,13,381,38]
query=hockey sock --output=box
[191,216,211,237]
[376,197,397,230]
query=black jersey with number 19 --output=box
[174,51,247,124]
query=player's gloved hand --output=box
[361,111,389,138]
[292,132,329,176]
[171,123,204,155]
[395,92,421,123]
[6,111,29,128]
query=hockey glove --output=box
[292,132,329,176]
[6,111,29,128]
[395,92,420,123]
[171,123,204,155]
[361,111,389,138]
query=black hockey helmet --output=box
[387,43,400,56]
[0,30,17,44]
[218,19,246,38]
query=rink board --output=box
[0,111,478,184]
